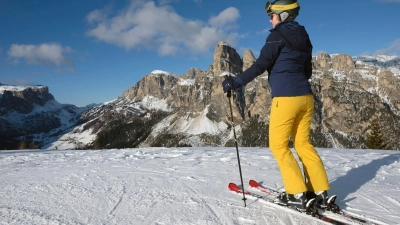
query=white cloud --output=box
[208,7,240,29]
[7,43,75,72]
[376,38,400,55]
[256,28,269,35]
[86,9,104,24]
[85,1,240,56]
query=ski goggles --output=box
[265,1,299,15]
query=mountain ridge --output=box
[1,43,399,150]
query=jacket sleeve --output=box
[235,31,284,86]
[304,42,313,79]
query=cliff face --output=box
[309,54,400,148]
[0,86,54,114]
[0,85,59,137]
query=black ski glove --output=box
[222,78,241,93]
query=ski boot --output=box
[288,193,317,214]
[308,191,340,213]
[275,192,319,217]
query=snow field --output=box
[0,148,399,225]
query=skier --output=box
[222,0,332,212]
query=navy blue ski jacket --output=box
[235,21,313,97]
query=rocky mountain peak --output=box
[212,41,242,76]
[314,53,355,72]
[242,50,256,71]
[0,85,54,114]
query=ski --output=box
[248,180,380,225]
[228,182,348,225]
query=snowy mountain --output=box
[1,147,399,224]
[1,42,400,150]
[0,84,95,149]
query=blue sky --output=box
[1,0,400,106]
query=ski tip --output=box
[249,180,260,187]
[228,183,241,191]
[229,183,250,195]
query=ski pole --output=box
[226,86,247,207]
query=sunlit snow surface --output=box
[1,147,399,224]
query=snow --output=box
[150,70,172,76]
[141,95,172,112]
[149,106,228,138]
[44,126,96,150]
[179,106,224,135]
[149,113,177,136]
[218,41,232,47]
[0,84,45,93]
[354,69,378,81]
[330,70,347,81]
[1,147,399,225]
[178,78,195,86]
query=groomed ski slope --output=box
[1,147,399,225]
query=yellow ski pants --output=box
[269,95,330,194]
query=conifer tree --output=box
[18,140,27,150]
[365,119,387,150]
[28,141,39,149]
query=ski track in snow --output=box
[0,148,399,225]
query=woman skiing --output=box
[222,0,332,212]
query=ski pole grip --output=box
[224,75,232,98]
